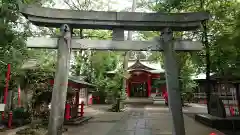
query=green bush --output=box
[13,107,31,119]
[181,92,194,103]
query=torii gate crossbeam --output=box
[26,37,203,51]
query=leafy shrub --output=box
[13,107,31,119]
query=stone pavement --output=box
[66,105,225,135]
[84,104,112,116]
[0,104,226,135]
[66,112,125,135]
[0,125,29,135]
[0,105,113,135]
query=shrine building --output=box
[107,59,166,98]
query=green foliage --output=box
[13,107,31,119]
[90,52,124,100]
[0,0,34,90]
[139,0,240,94]
[176,0,240,77]
[177,53,197,92]
[181,92,194,103]
[0,0,55,123]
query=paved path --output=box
[0,125,29,135]
[0,104,229,135]
[66,112,125,135]
[67,105,225,135]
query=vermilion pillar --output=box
[147,75,151,97]
[126,80,130,97]
[4,64,11,104]
[76,90,80,114]
[65,102,71,120]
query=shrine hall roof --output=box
[128,60,164,73]
[107,60,164,74]
[49,76,95,88]
[68,76,95,88]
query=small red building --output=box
[49,76,95,105]
[49,77,95,118]
[107,60,166,98]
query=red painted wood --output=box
[8,111,13,128]
[131,81,145,83]
[129,73,149,82]
[4,64,11,104]
[80,101,84,117]
[127,70,162,98]
[75,91,80,109]
[147,75,151,97]
[128,70,160,83]
[162,85,168,102]
[65,103,71,120]
[151,73,160,78]
[88,94,92,105]
[126,80,130,97]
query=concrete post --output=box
[48,24,71,135]
[112,29,124,41]
[161,28,186,135]
[112,28,125,98]
[123,0,137,98]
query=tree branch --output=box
[63,0,81,10]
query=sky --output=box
[52,0,142,40]
[54,0,133,11]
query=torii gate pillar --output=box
[161,28,185,135]
[48,24,71,135]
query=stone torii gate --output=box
[18,3,209,135]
